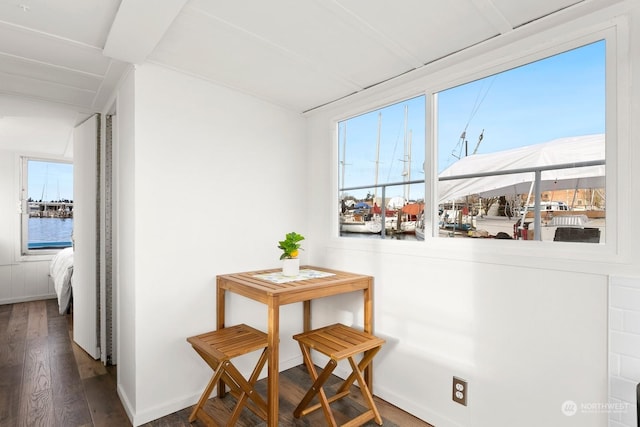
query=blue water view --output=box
[28,217,73,249]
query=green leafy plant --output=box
[278,232,304,260]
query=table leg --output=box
[303,300,311,332]
[267,299,280,427]
[216,281,226,398]
[363,278,373,387]
[216,283,226,330]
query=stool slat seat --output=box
[187,324,268,427]
[293,323,385,427]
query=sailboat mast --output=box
[374,112,381,202]
[402,105,409,202]
[340,122,347,199]
[406,130,412,201]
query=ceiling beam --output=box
[103,0,189,64]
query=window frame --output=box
[19,155,74,258]
[430,37,608,242]
[337,94,427,239]
[425,26,621,256]
[331,16,629,265]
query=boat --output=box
[415,215,425,240]
[340,214,382,234]
[385,217,416,233]
[519,201,570,215]
[380,201,422,234]
[439,209,474,231]
[397,202,423,234]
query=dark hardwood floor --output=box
[0,300,433,427]
[0,299,129,427]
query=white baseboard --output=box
[0,294,56,305]
[117,383,135,426]
[375,383,460,427]
[122,354,305,426]
[131,391,200,426]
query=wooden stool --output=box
[187,324,268,426]
[293,323,385,427]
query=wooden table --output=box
[216,266,374,427]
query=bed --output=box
[50,247,74,315]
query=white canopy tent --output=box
[438,134,605,203]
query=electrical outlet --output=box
[452,377,468,406]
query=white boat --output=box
[385,216,416,233]
[414,214,425,240]
[397,202,423,234]
[401,221,416,233]
[340,214,382,234]
[519,200,570,215]
[341,219,382,234]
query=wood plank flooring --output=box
[1,300,433,427]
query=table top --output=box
[217,266,373,305]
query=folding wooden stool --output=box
[293,323,386,427]
[187,324,269,426]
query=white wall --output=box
[114,63,307,425]
[115,67,137,418]
[304,3,640,427]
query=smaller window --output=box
[21,157,74,255]
[338,95,426,240]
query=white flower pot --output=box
[282,258,300,276]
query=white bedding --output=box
[50,247,74,315]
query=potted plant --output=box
[278,232,304,276]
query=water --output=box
[28,217,74,249]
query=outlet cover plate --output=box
[453,377,468,406]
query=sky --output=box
[339,39,605,201]
[28,160,73,201]
[338,95,426,201]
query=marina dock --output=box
[28,201,73,218]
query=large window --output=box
[338,95,426,239]
[21,157,74,255]
[337,39,606,244]
[436,40,605,243]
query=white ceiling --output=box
[0,0,603,157]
